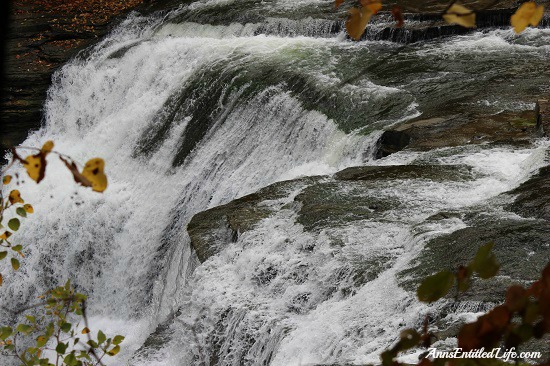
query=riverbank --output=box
[0,0,179,154]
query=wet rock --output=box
[188,163,479,261]
[0,0,177,154]
[335,164,474,182]
[537,98,550,137]
[187,177,319,262]
[295,180,402,231]
[508,165,550,222]
[399,214,550,303]
[376,109,540,157]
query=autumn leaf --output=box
[360,0,382,14]
[23,204,34,214]
[511,2,544,34]
[14,142,54,184]
[9,190,24,204]
[41,140,54,153]
[0,232,12,241]
[443,4,476,28]
[81,158,108,193]
[335,0,345,9]
[2,175,11,185]
[391,6,404,28]
[346,5,379,41]
[59,157,93,189]
[23,153,47,183]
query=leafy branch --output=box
[0,141,123,366]
[336,0,545,41]
[380,243,550,366]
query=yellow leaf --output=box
[23,154,47,183]
[511,2,544,33]
[2,175,11,185]
[0,232,12,240]
[81,158,108,193]
[60,157,92,189]
[41,140,54,154]
[23,204,34,214]
[107,345,120,356]
[360,0,382,14]
[346,6,376,41]
[81,327,90,334]
[9,190,24,204]
[443,4,476,28]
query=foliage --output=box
[381,243,550,366]
[1,141,121,366]
[0,281,124,366]
[336,0,546,41]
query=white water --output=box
[1,3,549,365]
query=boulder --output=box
[508,165,550,222]
[376,109,540,158]
[187,177,319,262]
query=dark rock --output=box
[294,180,401,231]
[399,215,550,302]
[375,130,411,158]
[508,165,550,222]
[537,98,550,137]
[187,177,319,262]
[376,109,540,157]
[0,0,178,155]
[335,164,474,182]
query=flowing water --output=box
[1,0,550,364]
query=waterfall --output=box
[1,0,549,364]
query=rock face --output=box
[0,0,177,154]
[509,164,550,222]
[187,164,477,261]
[376,109,540,158]
[187,177,320,262]
[400,214,550,302]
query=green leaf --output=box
[0,326,13,340]
[26,315,36,323]
[0,251,7,260]
[471,242,500,279]
[12,245,22,252]
[112,335,125,345]
[55,342,67,354]
[63,352,78,366]
[11,258,20,271]
[97,330,106,345]
[16,207,27,218]
[16,324,32,335]
[417,270,455,303]
[36,335,48,347]
[87,340,98,348]
[8,218,20,231]
[60,322,72,333]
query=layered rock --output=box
[0,0,178,153]
[376,108,541,158]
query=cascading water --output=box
[1,0,550,364]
